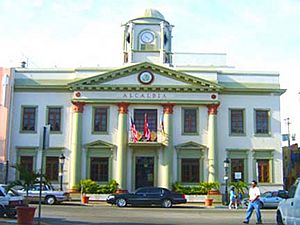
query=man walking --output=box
[243,180,262,224]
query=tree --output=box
[9,164,48,199]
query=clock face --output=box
[141,31,154,43]
[138,71,154,85]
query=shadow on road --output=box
[41,218,174,225]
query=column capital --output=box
[207,104,220,115]
[72,102,85,113]
[118,102,129,114]
[162,103,175,114]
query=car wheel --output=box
[162,199,172,208]
[45,196,56,205]
[276,211,284,225]
[116,198,127,207]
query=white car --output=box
[0,184,24,218]
[17,183,71,205]
[276,178,300,225]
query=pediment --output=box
[68,62,223,92]
[85,140,116,149]
[175,141,207,150]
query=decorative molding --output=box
[207,104,220,115]
[72,102,85,113]
[118,102,129,114]
[162,103,174,114]
[68,62,223,92]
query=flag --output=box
[160,113,165,134]
[144,113,151,141]
[130,116,138,143]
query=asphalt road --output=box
[0,202,277,225]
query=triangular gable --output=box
[175,141,207,150]
[84,140,116,149]
[68,62,223,92]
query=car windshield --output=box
[261,192,272,198]
[2,185,21,196]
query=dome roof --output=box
[142,8,165,20]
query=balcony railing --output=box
[128,130,164,143]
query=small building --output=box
[8,9,285,192]
[282,144,300,189]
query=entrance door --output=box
[135,157,154,189]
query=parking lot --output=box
[0,202,277,225]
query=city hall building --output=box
[8,9,285,192]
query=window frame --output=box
[46,106,63,134]
[90,157,109,182]
[176,143,205,185]
[254,109,271,136]
[252,149,274,184]
[181,107,199,135]
[16,147,38,180]
[92,106,109,134]
[86,148,113,185]
[45,156,59,181]
[20,106,38,133]
[226,149,249,183]
[181,158,200,183]
[229,108,246,136]
[42,148,65,183]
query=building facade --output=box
[0,67,13,183]
[8,9,285,192]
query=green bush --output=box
[77,179,119,194]
[229,181,248,194]
[173,181,220,195]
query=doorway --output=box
[135,156,154,189]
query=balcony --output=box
[128,130,165,147]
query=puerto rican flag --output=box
[160,113,165,134]
[130,116,138,143]
[144,113,151,141]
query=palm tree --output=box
[9,164,46,200]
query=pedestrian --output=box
[243,180,262,224]
[229,187,237,209]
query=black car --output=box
[106,187,187,208]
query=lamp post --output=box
[59,154,65,191]
[224,158,230,205]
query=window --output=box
[19,156,33,180]
[90,157,109,182]
[183,108,197,134]
[93,108,108,132]
[181,158,199,183]
[45,157,59,181]
[231,159,244,182]
[255,110,269,134]
[257,159,270,183]
[22,107,36,131]
[48,107,61,132]
[230,109,244,134]
[134,109,157,132]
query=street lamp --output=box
[224,158,230,205]
[59,153,65,191]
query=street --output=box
[0,202,277,225]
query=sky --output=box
[0,0,299,144]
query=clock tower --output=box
[122,9,173,66]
